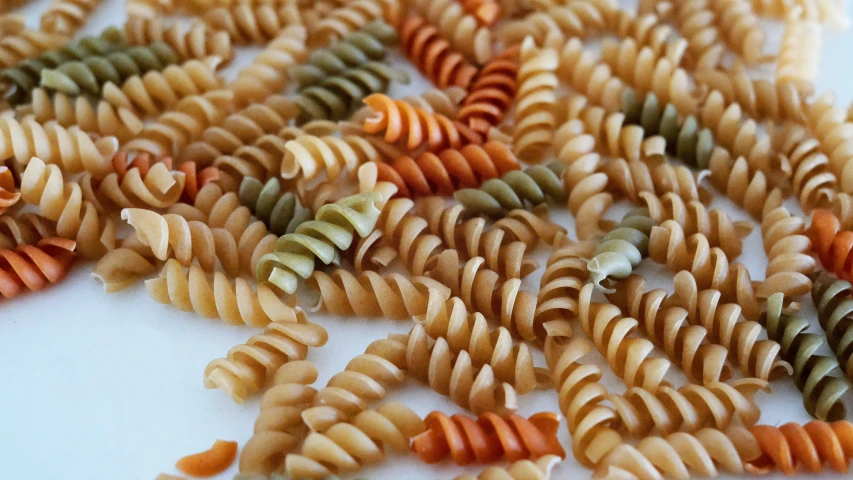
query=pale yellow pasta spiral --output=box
[707,147,784,221]
[427,248,541,343]
[760,206,816,306]
[697,90,773,174]
[498,2,610,47]
[204,307,328,403]
[555,37,626,113]
[455,455,562,480]
[409,0,493,63]
[230,25,307,106]
[831,192,853,230]
[415,197,541,279]
[306,268,451,319]
[0,29,68,70]
[419,292,549,394]
[124,17,234,64]
[26,88,143,142]
[578,283,672,392]
[313,0,392,47]
[374,325,519,415]
[640,191,752,257]
[372,197,443,275]
[0,212,56,250]
[607,274,733,384]
[39,0,99,36]
[669,0,726,70]
[284,402,426,479]
[79,159,185,211]
[204,2,301,44]
[805,94,853,194]
[776,14,821,95]
[101,58,225,116]
[239,360,319,475]
[602,157,709,205]
[513,36,558,159]
[180,94,301,165]
[770,123,837,211]
[693,67,808,123]
[126,0,177,19]
[123,89,235,157]
[19,157,116,259]
[601,9,687,64]
[536,241,594,327]
[280,134,380,181]
[708,0,768,64]
[0,116,118,178]
[670,271,796,380]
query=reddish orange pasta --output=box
[806,209,853,279]
[375,142,520,197]
[0,237,77,299]
[745,421,853,475]
[411,411,565,465]
[175,439,238,477]
[0,166,20,215]
[457,47,519,134]
[399,16,478,90]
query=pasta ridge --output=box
[123,17,234,64]
[398,16,478,90]
[457,49,519,133]
[238,176,312,236]
[0,237,76,298]
[454,163,567,218]
[810,271,853,380]
[512,37,558,159]
[408,0,493,63]
[39,0,100,36]
[313,0,392,47]
[203,3,302,44]
[26,87,143,141]
[587,210,655,291]
[230,25,308,105]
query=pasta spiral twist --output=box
[0,212,55,250]
[805,94,853,193]
[0,166,19,214]
[0,27,125,104]
[513,37,558,159]
[376,142,521,198]
[587,210,655,293]
[410,410,565,465]
[179,94,299,165]
[577,283,672,392]
[231,25,307,106]
[807,209,853,280]
[280,133,380,181]
[602,156,709,208]
[284,402,426,478]
[294,61,410,124]
[26,88,143,141]
[123,17,234,64]
[771,123,837,211]
[0,29,68,71]
[19,158,116,259]
[459,0,501,25]
[536,242,594,327]
[0,237,77,299]
[238,177,312,236]
[707,147,784,221]
[667,0,725,70]
[454,164,567,217]
[313,0,392,47]
[498,3,610,47]
[126,0,177,19]
[457,48,519,134]
[239,360,319,475]
[362,93,482,152]
[745,421,853,475]
[39,42,179,96]
[670,271,794,380]
[708,0,767,64]
[79,152,190,210]
[693,67,807,124]
[607,275,733,384]
[455,455,561,480]
[409,0,493,63]
[399,16,478,90]
[257,192,382,294]
[761,206,816,290]
[601,9,686,63]
[761,292,849,421]
[307,268,449,319]
[204,307,328,403]
[203,3,301,44]
[777,14,821,95]
[420,292,548,394]
[810,271,853,379]
[39,0,99,36]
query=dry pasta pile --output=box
[3,0,853,478]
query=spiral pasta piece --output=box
[805,94,853,194]
[810,271,853,379]
[204,2,301,44]
[707,146,784,221]
[398,16,478,90]
[454,164,567,217]
[455,455,561,480]
[281,133,380,181]
[601,8,686,62]
[0,212,55,251]
[761,206,816,293]
[411,410,565,465]
[771,124,837,212]
[777,14,821,95]
[362,93,482,152]
[231,25,307,106]
[124,17,234,64]
[257,192,382,294]
[578,283,672,392]
[40,42,179,96]
[179,94,300,165]
[587,210,656,292]
[20,158,116,259]
[0,29,69,71]
[204,306,328,403]
[458,48,519,134]
[377,142,521,198]
[693,67,808,124]
[284,402,426,478]
[91,246,157,293]
[78,152,191,211]
[294,61,410,124]
[0,27,125,104]
[707,0,767,64]
[0,237,76,299]
[667,0,726,70]
[408,0,493,63]
[39,0,100,36]
[238,177,311,236]
[536,242,594,328]
[744,421,853,475]
[126,0,177,18]
[498,2,611,47]
[512,37,558,159]
[313,0,392,47]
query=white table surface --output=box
[1,1,853,479]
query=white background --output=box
[1,1,853,479]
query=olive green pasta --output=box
[256,192,383,294]
[621,89,716,169]
[39,41,179,96]
[587,209,656,293]
[453,163,567,217]
[760,292,848,421]
[238,177,313,236]
[291,20,399,90]
[293,61,409,124]
[811,271,853,380]
[0,26,125,105]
